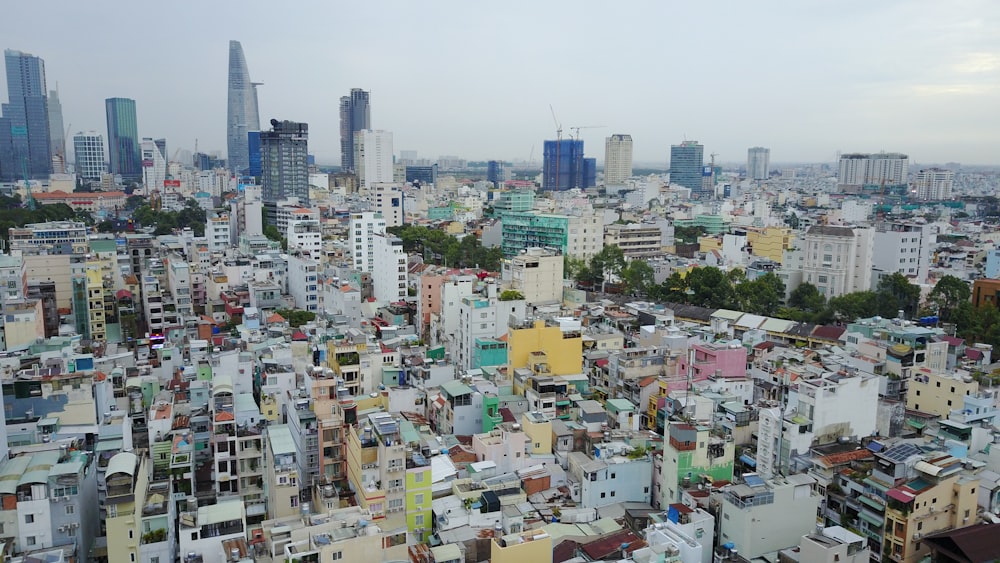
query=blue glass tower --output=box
[542,139,590,191]
[0,49,52,180]
[247,130,261,177]
[105,97,141,180]
[670,141,705,196]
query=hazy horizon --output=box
[4,1,999,167]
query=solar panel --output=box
[882,443,921,462]
[744,474,766,488]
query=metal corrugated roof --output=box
[105,452,138,478]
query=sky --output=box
[3,1,1000,166]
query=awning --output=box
[907,419,926,429]
[887,488,915,503]
[739,454,757,467]
[556,400,570,406]
[860,495,884,511]
[859,511,884,527]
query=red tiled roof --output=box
[966,348,984,360]
[814,448,875,469]
[811,325,846,340]
[291,331,308,341]
[266,313,285,323]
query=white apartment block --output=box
[207,214,231,254]
[275,204,318,236]
[800,225,873,297]
[914,167,954,201]
[501,247,564,305]
[73,131,105,181]
[287,253,320,313]
[604,134,633,185]
[287,219,322,254]
[370,183,405,227]
[372,233,407,303]
[355,129,394,189]
[140,137,167,194]
[566,212,604,260]
[872,221,934,283]
[457,285,526,370]
[837,152,908,185]
[349,212,386,274]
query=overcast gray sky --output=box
[4,1,999,166]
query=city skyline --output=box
[2,1,999,166]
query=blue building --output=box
[226,40,260,174]
[543,139,594,191]
[487,160,505,186]
[247,131,262,177]
[0,49,52,180]
[670,140,705,196]
[106,97,142,180]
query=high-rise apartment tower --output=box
[604,134,633,185]
[339,88,370,172]
[747,147,770,181]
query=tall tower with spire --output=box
[227,40,260,175]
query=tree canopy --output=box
[387,225,503,270]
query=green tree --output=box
[590,245,626,288]
[735,272,785,316]
[674,225,707,244]
[499,289,524,301]
[620,259,655,296]
[876,272,921,318]
[686,266,735,309]
[649,272,690,303]
[828,291,879,322]
[275,308,316,328]
[96,220,116,233]
[564,256,587,281]
[788,282,825,314]
[927,275,971,322]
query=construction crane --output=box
[569,125,606,141]
[22,158,35,211]
[549,105,563,189]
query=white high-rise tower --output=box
[604,134,633,185]
[747,146,770,181]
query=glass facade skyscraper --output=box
[106,97,141,180]
[261,119,309,205]
[542,139,594,190]
[339,88,370,172]
[669,141,705,196]
[227,40,260,174]
[0,49,52,180]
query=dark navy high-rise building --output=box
[261,119,308,205]
[247,131,262,177]
[105,97,141,180]
[0,49,52,180]
[487,160,505,186]
[339,88,370,172]
[542,139,594,191]
[669,140,705,196]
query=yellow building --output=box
[745,227,795,263]
[508,319,582,377]
[346,423,386,520]
[906,369,978,417]
[698,236,722,254]
[522,411,552,455]
[883,455,978,562]
[405,463,432,542]
[492,528,553,563]
[105,452,148,563]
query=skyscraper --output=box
[914,168,954,201]
[669,141,705,195]
[543,139,594,191]
[47,88,65,170]
[604,134,633,185]
[339,88,370,172]
[837,152,908,186]
[0,49,52,180]
[747,147,770,181]
[227,40,260,174]
[354,129,393,189]
[261,119,309,205]
[105,97,141,180]
[487,160,506,186]
[73,131,105,181]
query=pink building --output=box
[677,342,747,385]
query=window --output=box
[26,537,35,547]
[68,527,76,537]
[415,493,425,505]
[290,496,299,508]
[66,505,75,515]
[129,529,134,539]
[611,491,616,497]
[600,492,606,498]
[414,472,424,483]
[332,552,344,561]
[25,514,34,524]
[130,554,136,563]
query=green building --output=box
[501,212,569,257]
[673,214,730,235]
[660,422,735,506]
[472,337,507,369]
